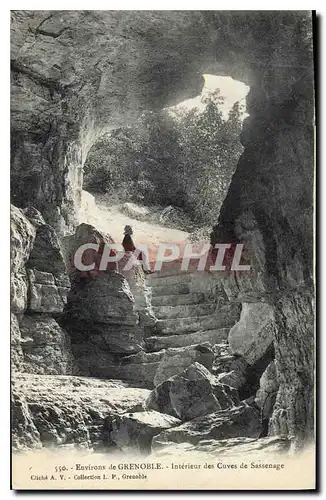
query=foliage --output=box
[83,89,244,225]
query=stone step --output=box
[152,302,216,320]
[145,328,230,350]
[155,314,235,336]
[155,302,240,335]
[146,273,193,288]
[151,282,191,297]
[151,292,205,307]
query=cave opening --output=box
[78,74,250,245]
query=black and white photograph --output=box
[9,9,316,491]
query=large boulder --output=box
[65,272,137,326]
[62,223,158,374]
[146,362,239,421]
[61,222,116,277]
[62,224,140,348]
[152,403,263,449]
[110,410,181,454]
[63,272,144,358]
[228,302,275,365]
[63,224,142,352]
[154,343,214,386]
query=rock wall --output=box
[214,13,314,446]
[11,205,74,375]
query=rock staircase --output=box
[144,270,240,352]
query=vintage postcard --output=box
[10,10,316,490]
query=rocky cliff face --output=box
[11,205,74,375]
[214,13,314,446]
[11,11,314,449]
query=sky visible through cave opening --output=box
[170,74,250,118]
